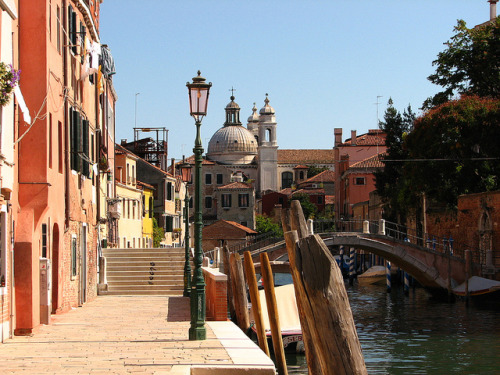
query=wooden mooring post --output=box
[229,252,250,332]
[260,252,288,375]
[284,201,367,375]
[243,251,270,356]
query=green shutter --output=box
[82,119,89,176]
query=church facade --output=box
[181,94,335,230]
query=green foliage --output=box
[307,165,328,178]
[255,215,283,237]
[291,193,318,220]
[152,218,164,248]
[424,17,500,109]
[374,99,415,221]
[404,95,500,208]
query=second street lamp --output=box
[186,71,211,341]
[179,157,192,297]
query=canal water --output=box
[283,283,500,374]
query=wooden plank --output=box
[284,230,324,375]
[222,245,236,320]
[298,234,367,375]
[260,252,288,375]
[243,251,270,356]
[229,252,250,332]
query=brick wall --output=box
[203,267,228,321]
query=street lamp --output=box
[186,71,211,341]
[179,156,192,298]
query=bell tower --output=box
[257,94,278,193]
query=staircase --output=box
[101,247,186,296]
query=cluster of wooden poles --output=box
[221,200,368,375]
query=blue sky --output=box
[100,1,492,161]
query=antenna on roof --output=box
[375,95,383,155]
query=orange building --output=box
[0,0,19,342]
[334,129,386,221]
[14,0,115,335]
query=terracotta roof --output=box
[278,149,335,164]
[293,188,325,195]
[340,130,386,146]
[280,188,293,195]
[136,180,155,190]
[349,153,385,169]
[293,164,308,169]
[116,143,174,178]
[302,170,335,184]
[325,195,335,205]
[184,155,216,165]
[216,181,253,190]
[222,220,257,234]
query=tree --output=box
[374,99,415,221]
[291,193,318,220]
[152,218,164,248]
[307,165,328,178]
[255,214,283,237]
[404,95,500,209]
[424,17,500,109]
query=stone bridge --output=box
[244,231,469,292]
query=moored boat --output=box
[357,265,386,286]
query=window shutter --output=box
[82,119,89,176]
[68,6,77,54]
[70,108,78,170]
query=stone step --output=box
[107,277,183,284]
[107,273,183,280]
[102,251,186,258]
[102,248,185,255]
[106,260,185,266]
[102,290,184,296]
[108,284,184,292]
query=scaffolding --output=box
[122,127,169,170]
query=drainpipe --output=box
[63,0,70,230]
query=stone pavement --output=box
[0,296,276,374]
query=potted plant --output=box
[0,63,20,106]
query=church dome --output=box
[259,94,275,115]
[207,125,257,164]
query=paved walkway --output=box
[0,296,275,374]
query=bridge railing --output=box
[226,231,284,254]
[336,219,484,264]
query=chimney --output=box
[350,130,357,146]
[490,0,498,20]
[334,128,342,147]
[171,158,176,177]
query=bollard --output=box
[404,272,410,296]
[363,220,370,234]
[378,219,386,235]
[465,250,471,306]
[307,218,314,235]
[349,247,355,286]
[339,245,345,275]
[386,261,391,293]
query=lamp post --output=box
[186,71,211,341]
[179,157,192,297]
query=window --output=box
[282,172,293,189]
[165,216,173,232]
[69,108,90,176]
[299,171,304,180]
[216,174,223,185]
[317,196,323,204]
[68,5,77,54]
[41,224,48,258]
[56,6,61,53]
[205,196,212,209]
[149,197,154,218]
[189,197,193,209]
[49,114,53,169]
[354,177,366,185]
[205,173,212,185]
[58,121,63,173]
[71,236,77,277]
[238,193,249,208]
[167,182,173,200]
[222,194,232,208]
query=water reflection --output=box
[286,283,500,374]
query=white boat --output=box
[250,283,304,353]
[357,265,386,286]
[453,276,500,297]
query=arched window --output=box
[266,128,271,142]
[282,172,293,189]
